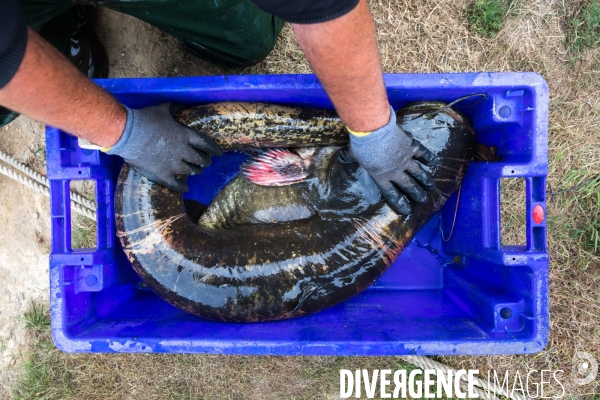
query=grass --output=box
[467,0,513,37]
[567,0,600,53]
[71,214,97,249]
[549,167,600,255]
[19,303,50,332]
[13,302,55,399]
[577,217,599,253]
[559,173,600,253]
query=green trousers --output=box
[0,0,283,126]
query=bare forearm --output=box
[292,0,389,132]
[0,27,125,147]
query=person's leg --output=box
[20,0,72,32]
[0,108,20,128]
[103,0,283,68]
[2,0,283,126]
[22,3,108,78]
[23,0,283,68]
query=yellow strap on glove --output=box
[77,138,112,152]
[346,127,372,137]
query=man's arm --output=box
[290,0,436,214]
[292,0,389,132]
[0,26,221,192]
[0,27,126,147]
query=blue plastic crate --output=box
[47,73,549,355]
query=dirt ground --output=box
[0,0,599,398]
[0,116,50,394]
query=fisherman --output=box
[0,0,436,215]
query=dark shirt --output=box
[0,0,359,90]
[251,0,358,24]
[0,0,28,89]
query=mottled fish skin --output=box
[175,102,349,150]
[115,102,475,322]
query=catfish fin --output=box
[241,148,308,186]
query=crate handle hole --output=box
[78,171,82,175]
[70,180,98,250]
[500,178,526,247]
[500,307,512,319]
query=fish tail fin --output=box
[241,148,308,186]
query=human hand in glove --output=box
[344,105,436,215]
[104,103,222,192]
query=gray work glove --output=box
[107,103,222,192]
[342,105,436,215]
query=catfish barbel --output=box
[115,101,475,322]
